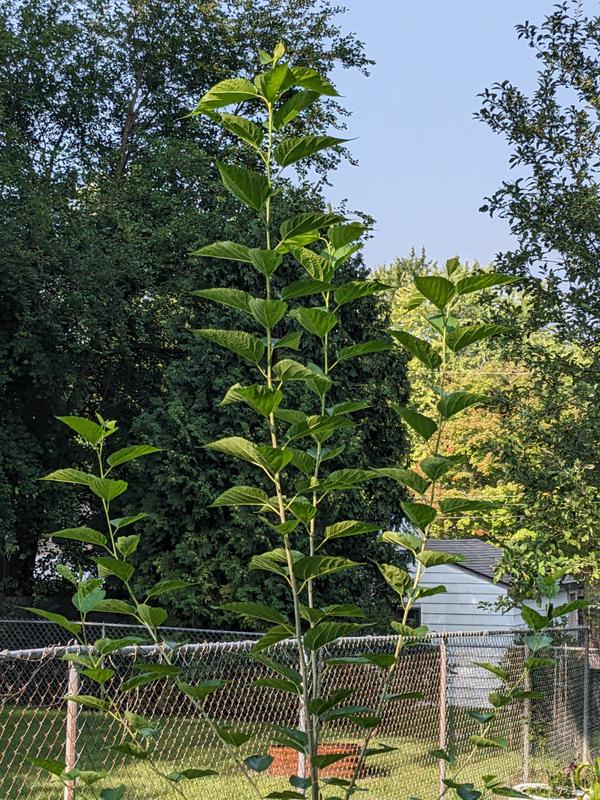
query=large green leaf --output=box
[248,298,287,329]
[256,445,293,474]
[193,78,258,112]
[304,622,366,650]
[210,486,270,507]
[192,287,251,313]
[56,416,104,444]
[323,520,380,542]
[388,330,442,369]
[107,445,161,468]
[146,579,191,598]
[290,247,332,280]
[439,498,500,514]
[95,557,134,582]
[329,222,365,249]
[218,113,264,148]
[335,340,392,364]
[287,66,338,96]
[24,608,81,637]
[281,277,330,300]
[221,601,287,625]
[255,63,292,101]
[273,359,316,383]
[221,384,283,417]
[420,455,458,481]
[393,405,437,441]
[520,605,549,631]
[289,307,337,338]
[447,324,509,353]
[438,391,489,420]
[194,328,265,364]
[279,212,342,245]
[249,625,295,654]
[41,468,96,486]
[334,280,388,307]
[244,755,274,773]
[216,161,271,211]
[249,248,283,277]
[47,527,107,547]
[455,273,519,296]
[275,135,346,167]
[89,477,128,502]
[400,501,437,531]
[469,735,507,749]
[417,550,465,568]
[206,437,263,468]
[272,90,319,130]
[191,241,252,263]
[316,468,375,491]
[273,330,303,350]
[293,555,361,581]
[374,467,430,495]
[380,530,423,552]
[178,680,227,701]
[378,563,411,597]
[414,275,456,310]
[250,548,300,577]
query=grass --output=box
[0,705,564,800]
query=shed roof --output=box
[425,539,509,586]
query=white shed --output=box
[412,539,580,633]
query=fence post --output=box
[582,627,591,762]
[64,662,79,800]
[522,642,531,783]
[438,635,448,797]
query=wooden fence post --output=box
[438,635,448,797]
[582,627,591,762]
[522,643,531,783]
[64,662,79,800]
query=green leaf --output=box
[468,710,496,724]
[304,622,367,651]
[27,757,66,777]
[447,324,509,353]
[316,468,375,491]
[293,555,361,581]
[455,272,519,295]
[400,501,437,531]
[272,89,319,130]
[525,633,554,652]
[221,601,287,625]
[218,112,264,148]
[89,477,128,502]
[273,330,303,350]
[414,275,456,310]
[107,445,161,468]
[248,298,287,329]
[167,769,218,782]
[552,599,589,618]
[191,241,252,263]
[222,384,283,417]
[206,437,266,471]
[273,359,315,383]
[136,603,168,628]
[439,498,500,514]
[95,557,134,583]
[64,694,110,711]
[192,287,251,313]
[250,625,295,653]
[210,485,270,508]
[380,530,422,552]
[249,654,302,687]
[289,307,337,338]
[245,755,273,773]
[146,579,191,598]
[374,467,430,495]
[520,606,549,631]
[290,247,333,280]
[41,468,96,486]
[193,78,258,111]
[335,340,392,364]
[417,550,465,568]
[334,279,388,306]
[388,330,441,369]
[275,135,346,167]
[474,662,510,682]
[323,520,380,542]
[255,63,292,101]
[469,735,507,749]
[420,455,457,481]
[93,599,137,616]
[111,512,148,530]
[288,66,339,96]
[286,414,353,444]
[72,585,105,614]
[178,679,227,701]
[253,676,299,694]
[24,608,81,637]
[56,416,104,444]
[393,406,437,441]
[281,277,330,300]
[194,328,265,364]
[217,160,271,211]
[279,212,342,245]
[80,667,115,685]
[413,585,447,600]
[47,527,107,547]
[438,391,489,420]
[249,248,283,277]
[250,548,298,578]
[378,563,411,596]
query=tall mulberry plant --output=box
[189,43,398,798]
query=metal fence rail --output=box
[0,621,597,800]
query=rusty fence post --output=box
[64,661,79,800]
[438,634,448,797]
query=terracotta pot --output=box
[268,743,364,778]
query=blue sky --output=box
[326,0,595,270]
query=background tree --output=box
[0,0,410,620]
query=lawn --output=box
[0,705,533,800]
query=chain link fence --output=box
[0,620,597,799]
